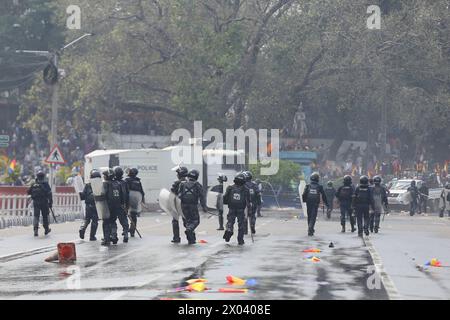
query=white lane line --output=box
[364,237,402,300]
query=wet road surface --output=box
[0,209,448,300]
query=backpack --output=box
[229,186,247,209]
[85,184,95,205]
[307,184,321,203]
[246,182,258,203]
[356,187,370,205]
[109,180,122,206]
[339,186,353,202]
[179,180,198,204]
[30,182,46,201]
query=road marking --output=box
[364,237,402,300]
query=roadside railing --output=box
[0,193,82,216]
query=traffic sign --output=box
[45,144,66,164]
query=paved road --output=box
[0,209,448,300]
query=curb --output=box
[0,212,83,230]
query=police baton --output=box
[127,215,142,238]
[49,207,59,223]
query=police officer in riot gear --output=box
[336,175,356,233]
[324,181,336,219]
[215,174,227,230]
[170,166,189,243]
[223,173,251,245]
[352,175,375,237]
[255,179,263,217]
[27,171,52,237]
[112,166,130,243]
[101,168,125,246]
[125,168,145,237]
[407,180,419,216]
[418,181,429,214]
[440,183,450,217]
[369,176,388,233]
[178,169,207,244]
[78,170,100,241]
[302,172,328,236]
[243,171,261,235]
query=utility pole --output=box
[16,33,93,191]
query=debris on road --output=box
[329,242,334,248]
[186,278,207,284]
[306,256,321,262]
[303,248,321,253]
[226,275,257,286]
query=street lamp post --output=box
[16,33,93,191]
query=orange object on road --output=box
[186,278,207,284]
[218,288,249,293]
[226,275,246,285]
[303,248,321,253]
[199,240,208,244]
[57,243,76,263]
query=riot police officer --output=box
[407,180,419,216]
[255,179,263,217]
[243,171,261,235]
[178,169,207,244]
[223,173,251,245]
[101,168,124,246]
[336,175,356,233]
[170,166,188,243]
[352,176,374,237]
[418,181,429,214]
[27,171,52,237]
[125,168,145,237]
[369,176,388,233]
[302,172,328,236]
[79,170,100,241]
[440,183,450,217]
[324,181,336,219]
[112,166,130,243]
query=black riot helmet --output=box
[218,174,228,183]
[359,175,369,186]
[36,171,45,181]
[373,176,382,185]
[102,168,114,181]
[176,166,188,179]
[113,166,124,180]
[234,173,246,186]
[90,169,101,179]
[310,172,320,183]
[187,169,200,181]
[327,181,333,187]
[243,171,253,182]
[128,167,138,177]
[411,180,416,187]
[343,175,352,186]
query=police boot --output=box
[351,224,356,233]
[123,229,129,243]
[111,235,119,245]
[44,228,51,235]
[185,230,195,245]
[90,224,98,241]
[251,225,256,235]
[34,228,38,237]
[79,228,85,240]
[223,230,233,242]
[374,227,379,233]
[341,225,345,233]
[101,239,110,246]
